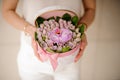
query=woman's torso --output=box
[20,0,82,52]
[22,0,82,25]
[18,0,82,67]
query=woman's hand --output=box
[74,0,95,62]
[74,34,88,62]
[25,24,37,38]
[32,38,42,61]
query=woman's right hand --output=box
[26,23,43,61]
[32,38,42,61]
[25,24,37,38]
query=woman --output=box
[2,0,96,80]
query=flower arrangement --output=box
[34,13,85,70]
[35,13,85,54]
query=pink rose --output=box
[48,27,72,44]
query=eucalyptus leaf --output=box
[46,48,55,53]
[56,50,62,53]
[35,21,39,28]
[79,24,85,33]
[36,17,45,27]
[71,16,79,26]
[47,16,55,21]
[42,36,46,41]
[62,13,71,21]
[56,16,61,22]
[80,33,85,40]
[34,32,38,41]
[62,46,71,52]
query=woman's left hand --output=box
[74,34,88,62]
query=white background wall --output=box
[0,0,120,80]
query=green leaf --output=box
[35,21,39,28]
[46,48,55,53]
[62,13,71,21]
[71,16,79,26]
[56,50,62,53]
[62,46,71,52]
[56,16,61,22]
[34,32,38,41]
[47,16,55,21]
[80,33,85,40]
[42,36,46,41]
[79,24,85,33]
[36,17,45,27]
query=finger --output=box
[32,39,42,61]
[80,41,85,50]
[75,40,87,62]
[80,34,88,50]
[74,48,84,62]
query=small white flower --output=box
[76,33,81,38]
[40,24,44,29]
[63,20,67,28]
[68,41,74,48]
[67,21,72,25]
[75,28,79,33]
[73,32,77,38]
[46,27,50,31]
[50,24,55,29]
[55,22,59,27]
[46,40,53,46]
[69,25,75,30]
[43,29,47,35]
[59,19,64,28]
[72,41,77,49]
[74,37,81,42]
[57,46,62,51]
[44,21,50,27]
[49,19,54,24]
[52,46,57,50]
[42,43,48,48]
[43,26,46,29]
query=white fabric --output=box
[17,0,82,80]
[22,0,82,25]
[33,5,79,25]
[18,32,81,80]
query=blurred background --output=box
[0,0,120,80]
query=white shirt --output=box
[22,0,82,25]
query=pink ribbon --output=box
[37,43,80,70]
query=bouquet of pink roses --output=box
[34,13,85,70]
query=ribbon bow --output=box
[37,43,80,71]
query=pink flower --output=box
[48,27,72,44]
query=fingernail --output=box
[74,59,77,62]
[81,47,83,50]
[75,60,77,62]
[34,43,36,46]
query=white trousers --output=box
[17,33,81,80]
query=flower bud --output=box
[76,33,81,38]
[44,21,50,27]
[52,46,57,50]
[40,24,44,29]
[75,28,79,33]
[43,29,47,35]
[73,32,77,38]
[57,46,62,52]
[74,37,81,42]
